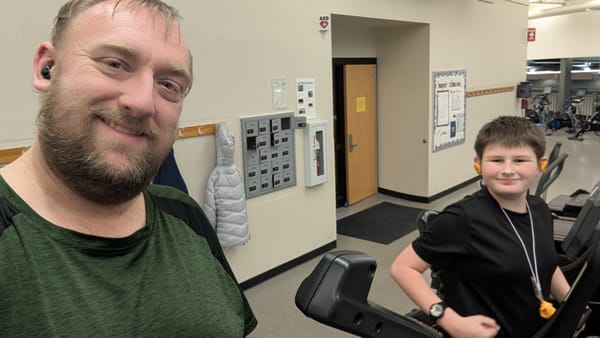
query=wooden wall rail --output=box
[176,123,216,139]
[467,86,514,98]
[0,123,217,165]
[0,146,28,165]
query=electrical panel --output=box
[241,112,296,198]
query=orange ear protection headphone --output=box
[539,159,548,172]
[473,162,482,175]
[473,159,547,175]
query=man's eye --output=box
[158,80,184,101]
[107,61,121,69]
[100,59,128,71]
[161,81,176,91]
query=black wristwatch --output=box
[428,301,447,321]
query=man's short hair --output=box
[51,0,182,48]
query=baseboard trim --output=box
[240,240,337,290]
[378,176,480,203]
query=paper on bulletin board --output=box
[436,91,449,126]
[296,78,316,118]
[356,97,366,112]
[432,70,466,153]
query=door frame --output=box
[332,57,377,208]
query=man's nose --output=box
[118,72,156,118]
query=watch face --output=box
[431,304,444,317]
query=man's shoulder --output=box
[146,184,215,238]
[147,184,198,208]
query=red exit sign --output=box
[527,27,536,42]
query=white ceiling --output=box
[528,0,600,18]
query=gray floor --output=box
[245,129,600,337]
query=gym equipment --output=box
[533,152,568,200]
[295,250,441,337]
[296,235,600,337]
[569,95,600,140]
[559,184,600,261]
[295,186,600,337]
[547,141,562,167]
[549,179,600,219]
[547,88,586,135]
[526,86,552,125]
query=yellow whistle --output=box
[539,300,556,319]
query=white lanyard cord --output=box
[499,201,541,291]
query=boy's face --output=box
[476,143,542,200]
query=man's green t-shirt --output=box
[0,178,257,336]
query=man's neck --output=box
[0,142,146,238]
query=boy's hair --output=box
[474,116,546,160]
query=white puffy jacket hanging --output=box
[203,123,250,246]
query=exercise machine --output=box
[533,150,568,201]
[549,179,600,219]
[295,187,600,337]
[295,250,442,337]
[547,88,586,135]
[526,86,552,126]
[569,93,600,141]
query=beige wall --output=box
[427,1,528,196]
[170,0,338,282]
[331,19,377,58]
[2,0,528,283]
[528,11,600,59]
[377,24,431,196]
[328,1,528,197]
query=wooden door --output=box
[344,64,377,205]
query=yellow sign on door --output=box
[356,97,366,112]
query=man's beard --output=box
[36,80,176,205]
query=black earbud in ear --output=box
[41,65,52,80]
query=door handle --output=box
[348,134,358,152]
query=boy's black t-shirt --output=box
[413,187,557,338]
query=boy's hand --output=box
[444,314,500,338]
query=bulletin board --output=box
[432,70,466,152]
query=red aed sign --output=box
[527,27,536,42]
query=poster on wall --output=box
[272,79,288,110]
[432,70,466,152]
[296,78,316,118]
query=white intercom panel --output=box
[304,119,328,187]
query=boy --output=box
[391,116,570,337]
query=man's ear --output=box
[473,157,482,175]
[33,42,56,92]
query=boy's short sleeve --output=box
[412,205,471,269]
